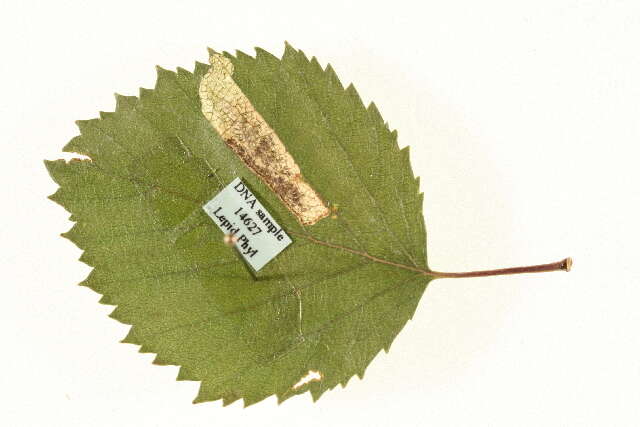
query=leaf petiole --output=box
[289,231,571,280]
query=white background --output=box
[1,1,639,426]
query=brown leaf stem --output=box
[289,231,571,279]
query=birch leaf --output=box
[45,44,429,406]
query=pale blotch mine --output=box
[199,53,330,225]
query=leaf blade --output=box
[46,44,429,406]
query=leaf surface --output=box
[46,44,430,406]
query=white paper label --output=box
[202,178,292,271]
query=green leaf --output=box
[45,43,429,406]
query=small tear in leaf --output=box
[293,370,322,390]
[59,152,93,162]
